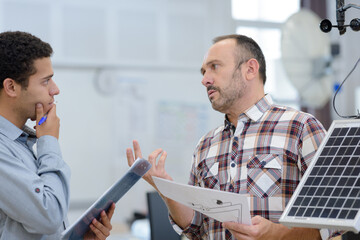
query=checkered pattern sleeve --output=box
[169,136,214,239]
[298,116,326,175]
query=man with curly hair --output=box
[0,31,115,239]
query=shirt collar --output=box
[223,94,273,128]
[0,115,36,141]
[224,116,235,132]
[243,94,273,122]
[22,125,36,138]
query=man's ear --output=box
[244,58,259,81]
[2,78,19,97]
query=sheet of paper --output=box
[153,177,251,225]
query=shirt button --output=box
[35,188,40,193]
[231,162,236,168]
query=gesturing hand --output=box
[126,140,173,189]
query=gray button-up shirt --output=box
[0,115,71,239]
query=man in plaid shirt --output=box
[127,34,336,239]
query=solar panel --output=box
[280,119,360,233]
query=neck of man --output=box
[226,88,265,128]
[0,97,27,129]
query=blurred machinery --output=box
[320,0,360,35]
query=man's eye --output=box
[211,64,218,70]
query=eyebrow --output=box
[40,74,54,80]
[200,60,220,75]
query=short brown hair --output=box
[213,34,266,84]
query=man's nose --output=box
[201,73,214,87]
[50,81,60,96]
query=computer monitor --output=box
[146,191,182,240]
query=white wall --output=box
[0,0,233,226]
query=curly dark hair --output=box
[0,31,53,89]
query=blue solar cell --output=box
[331,128,341,136]
[354,147,360,155]
[348,127,358,135]
[339,128,350,136]
[329,209,340,218]
[334,137,343,145]
[350,137,360,145]
[347,210,358,219]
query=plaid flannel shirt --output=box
[177,95,328,239]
